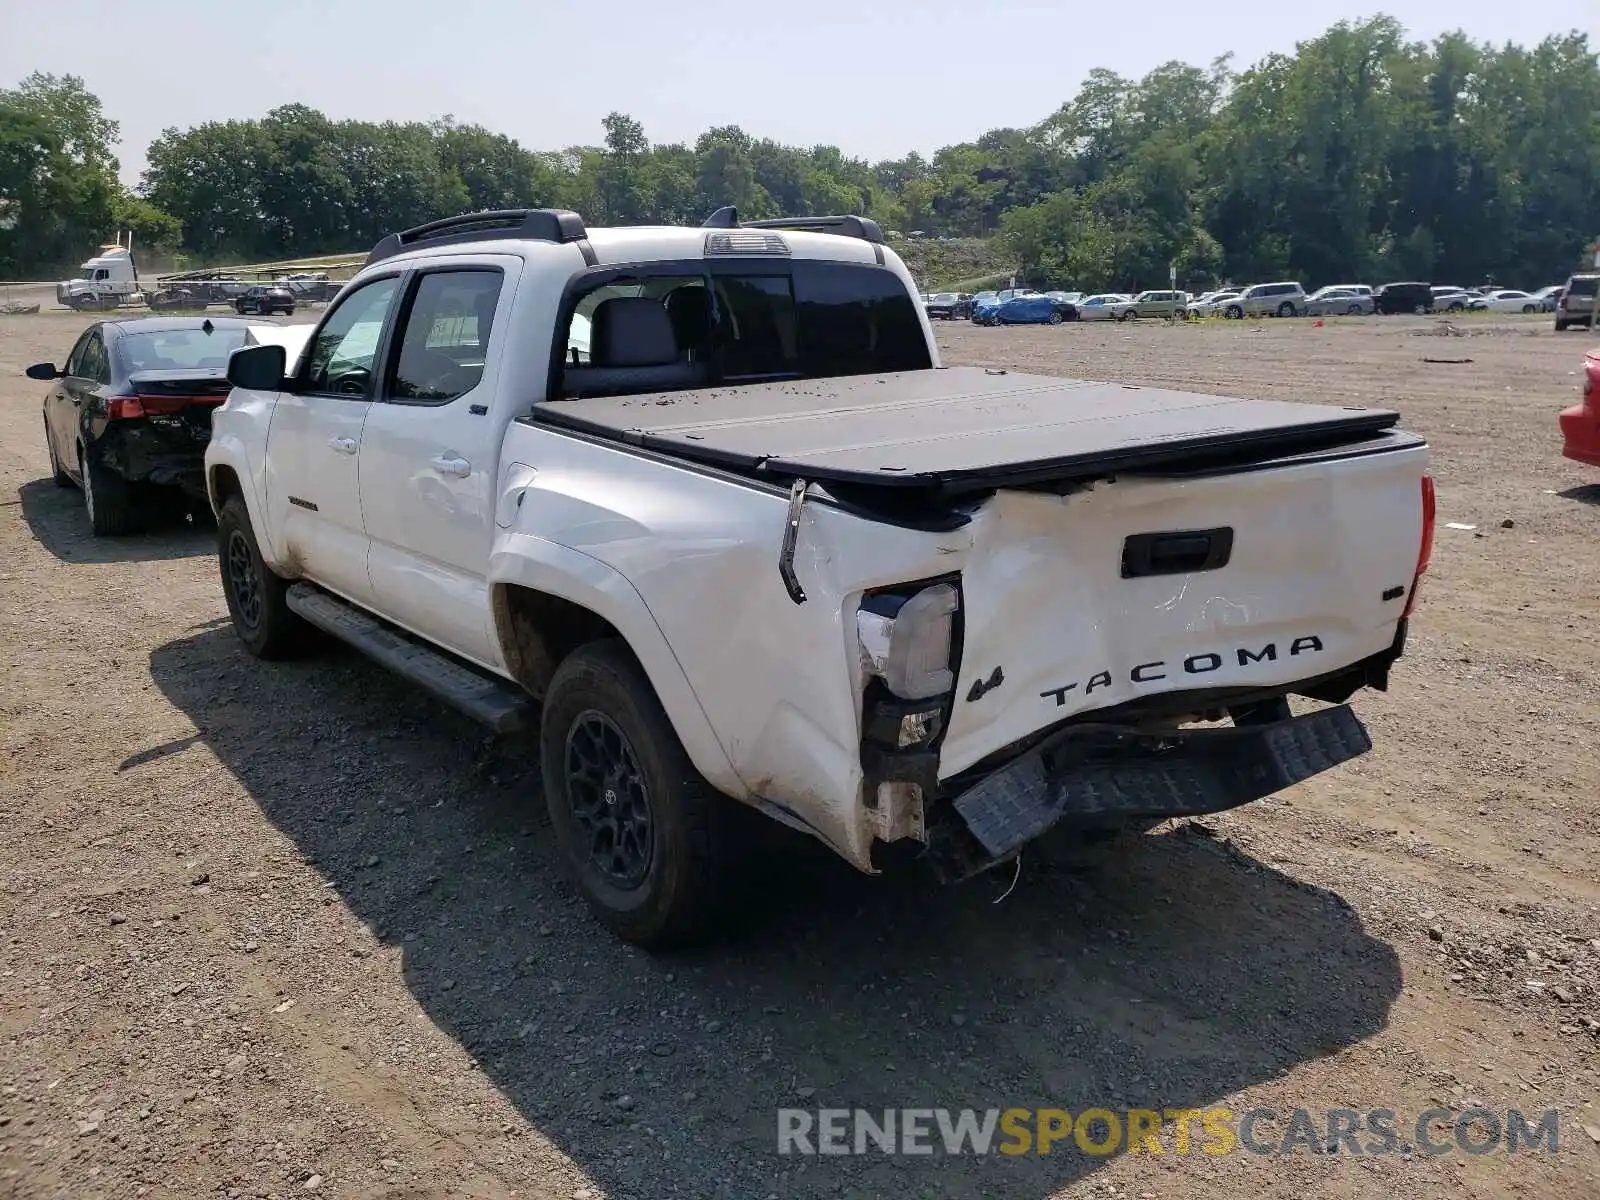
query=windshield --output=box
[118,326,249,372]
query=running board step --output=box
[285,583,532,733]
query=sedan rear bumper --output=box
[1560,401,1600,467]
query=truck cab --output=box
[57,245,145,310]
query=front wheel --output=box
[542,640,732,948]
[1048,310,1063,325]
[1521,304,1535,314]
[216,495,311,659]
[1118,309,1136,322]
[1225,305,1243,320]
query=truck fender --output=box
[487,532,746,800]
[205,419,284,569]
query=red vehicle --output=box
[1559,346,1600,467]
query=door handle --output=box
[430,454,471,478]
[69,396,82,406]
[328,436,357,455]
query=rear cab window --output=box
[553,260,931,400]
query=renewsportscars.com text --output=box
[776,1106,1562,1157]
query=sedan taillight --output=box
[106,394,229,419]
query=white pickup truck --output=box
[207,207,1436,947]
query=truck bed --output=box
[529,366,1400,496]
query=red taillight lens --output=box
[106,393,228,419]
[1402,473,1435,618]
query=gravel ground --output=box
[1,312,1597,1199]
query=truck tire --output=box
[216,494,310,659]
[79,446,136,536]
[541,639,730,948]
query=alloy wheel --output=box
[226,529,263,630]
[564,711,654,889]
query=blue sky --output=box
[3,0,1595,188]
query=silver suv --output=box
[1555,274,1598,331]
[1227,281,1307,319]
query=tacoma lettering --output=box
[1039,636,1325,706]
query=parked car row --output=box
[925,272,1599,329]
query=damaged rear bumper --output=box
[931,704,1370,879]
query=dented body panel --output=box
[207,215,1431,881]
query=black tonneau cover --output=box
[530,366,1401,495]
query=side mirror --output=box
[25,362,62,381]
[227,343,288,391]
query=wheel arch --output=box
[488,539,745,799]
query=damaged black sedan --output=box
[29,316,251,536]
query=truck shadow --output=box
[18,477,214,563]
[149,628,1402,1199]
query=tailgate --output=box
[939,437,1429,777]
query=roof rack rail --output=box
[745,214,886,245]
[366,208,589,265]
[699,207,885,246]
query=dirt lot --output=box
[1,312,1597,1200]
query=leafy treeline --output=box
[0,74,179,277]
[4,18,1598,289]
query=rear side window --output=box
[792,261,929,377]
[388,270,501,403]
[77,332,109,383]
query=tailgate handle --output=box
[1121,527,1234,578]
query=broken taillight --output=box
[1401,473,1436,618]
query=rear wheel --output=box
[542,639,732,948]
[1276,301,1296,317]
[79,446,135,536]
[217,494,310,659]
